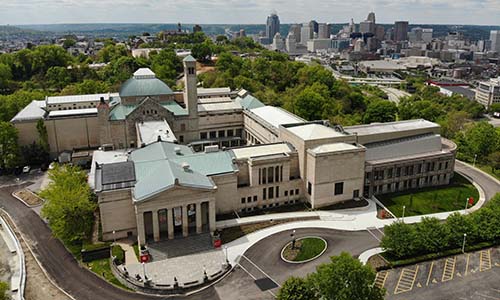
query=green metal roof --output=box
[108,100,188,121]
[237,95,265,110]
[183,55,196,62]
[129,141,236,202]
[119,77,174,98]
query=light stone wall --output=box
[211,173,239,214]
[243,113,280,144]
[13,120,39,147]
[352,126,441,145]
[306,148,366,208]
[45,116,99,155]
[98,189,137,241]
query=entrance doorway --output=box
[173,206,183,237]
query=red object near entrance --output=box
[140,254,149,263]
[214,239,222,248]
[468,197,474,206]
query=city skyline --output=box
[1,0,500,26]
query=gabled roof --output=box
[11,100,46,122]
[108,99,188,120]
[183,55,196,62]
[236,95,265,110]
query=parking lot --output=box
[378,246,500,300]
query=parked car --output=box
[493,111,500,119]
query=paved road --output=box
[455,160,499,202]
[379,86,410,104]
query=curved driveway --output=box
[0,160,497,300]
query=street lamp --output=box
[402,205,406,223]
[472,154,477,167]
[290,230,296,249]
[223,245,228,263]
[462,233,467,253]
[142,262,146,280]
[112,230,116,244]
[465,197,469,212]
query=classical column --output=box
[209,201,216,233]
[152,210,160,242]
[136,211,146,246]
[196,202,202,234]
[167,208,174,240]
[182,205,189,237]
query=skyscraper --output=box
[266,12,280,41]
[490,30,500,53]
[309,20,319,34]
[367,12,376,23]
[394,21,409,41]
[318,23,331,39]
[289,24,302,43]
[300,23,314,45]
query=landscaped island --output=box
[281,237,327,263]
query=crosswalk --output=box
[394,266,419,294]
[374,270,389,289]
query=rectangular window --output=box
[280,166,283,182]
[307,182,312,195]
[284,190,288,197]
[179,135,184,143]
[396,167,401,177]
[247,196,251,203]
[295,189,299,195]
[236,128,242,137]
[262,168,267,184]
[334,182,344,195]
[439,162,443,170]
[258,169,261,185]
[387,168,393,179]
[200,132,207,139]
[409,166,413,176]
[353,189,359,198]
[445,161,449,169]
[395,182,400,190]
[275,166,280,182]
[263,188,266,200]
[253,196,257,202]
[290,189,294,196]
[209,131,216,138]
[268,167,274,183]
[180,123,186,131]
[241,198,245,204]
[218,130,225,138]
[227,129,234,137]
[416,164,421,174]
[276,186,280,198]
[268,187,274,199]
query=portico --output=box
[136,199,216,245]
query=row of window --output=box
[200,128,243,140]
[369,160,450,182]
[240,199,300,213]
[370,174,449,194]
[258,166,284,185]
[245,131,262,145]
[307,182,347,196]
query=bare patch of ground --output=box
[14,189,43,206]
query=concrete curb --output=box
[358,247,384,265]
[457,160,500,186]
[11,190,44,209]
[0,209,76,300]
[280,236,328,264]
[0,213,25,300]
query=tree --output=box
[60,79,109,95]
[293,87,327,121]
[40,165,96,243]
[45,66,71,90]
[380,221,417,258]
[277,277,315,300]
[439,110,469,139]
[0,63,12,92]
[444,212,473,248]
[413,217,449,254]
[457,122,500,162]
[62,39,76,49]
[490,103,500,113]
[0,281,9,300]
[363,100,397,123]
[308,252,384,300]
[191,40,213,61]
[487,151,500,173]
[0,122,21,170]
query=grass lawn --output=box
[87,258,131,291]
[282,237,326,262]
[378,173,479,217]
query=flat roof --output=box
[137,120,177,145]
[47,108,98,118]
[250,106,304,129]
[198,101,242,113]
[286,123,346,140]
[198,97,233,104]
[231,143,293,159]
[89,149,129,189]
[442,86,475,100]
[344,119,439,136]
[197,87,231,95]
[310,143,360,154]
[46,93,118,105]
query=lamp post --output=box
[472,154,477,168]
[112,230,116,244]
[223,245,228,264]
[462,233,467,253]
[402,205,406,223]
[142,262,146,280]
[290,230,296,249]
[465,197,469,212]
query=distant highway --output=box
[379,86,411,104]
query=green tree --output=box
[60,79,109,95]
[413,217,449,254]
[31,45,73,76]
[45,66,71,90]
[0,281,9,300]
[381,221,417,258]
[363,100,398,123]
[277,277,315,300]
[487,151,500,173]
[308,252,384,300]
[40,165,96,243]
[0,121,21,169]
[0,63,12,92]
[490,103,500,113]
[444,213,473,248]
[191,39,213,61]
[293,87,327,121]
[457,122,500,162]
[62,39,76,49]
[439,110,469,139]
[96,44,128,63]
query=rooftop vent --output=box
[174,147,181,155]
[205,145,219,153]
[181,162,190,171]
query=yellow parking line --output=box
[410,265,419,290]
[426,261,434,286]
[480,250,492,272]
[442,257,456,282]
[394,269,406,294]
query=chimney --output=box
[157,135,162,142]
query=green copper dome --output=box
[119,68,174,98]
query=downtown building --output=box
[11,56,457,246]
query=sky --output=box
[1,0,500,25]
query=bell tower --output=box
[183,55,198,118]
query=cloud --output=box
[0,0,499,25]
